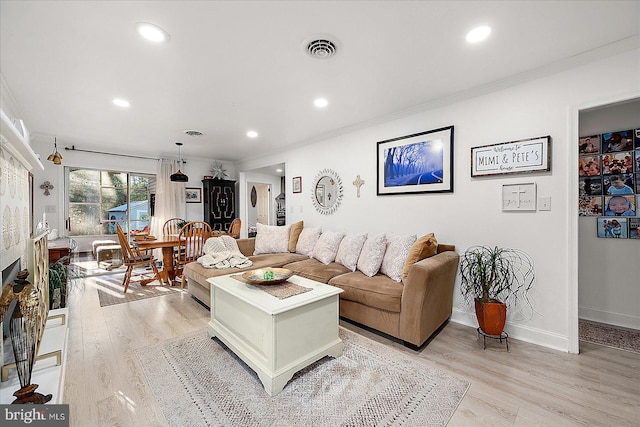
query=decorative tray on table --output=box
[241,268,293,285]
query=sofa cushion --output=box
[380,234,416,282]
[401,233,438,281]
[357,233,387,277]
[312,231,345,265]
[254,223,291,255]
[335,233,367,271]
[296,227,322,257]
[288,220,304,252]
[329,271,403,313]
[284,258,350,284]
[184,252,307,285]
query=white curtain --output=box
[150,159,186,238]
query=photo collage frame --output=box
[578,128,640,239]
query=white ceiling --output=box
[1,1,638,164]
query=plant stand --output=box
[477,328,509,352]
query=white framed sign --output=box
[502,183,537,211]
[472,136,551,177]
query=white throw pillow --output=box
[335,233,367,271]
[380,234,417,282]
[357,233,387,277]
[253,223,291,255]
[296,227,322,257]
[312,231,345,265]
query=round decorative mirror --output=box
[311,168,343,215]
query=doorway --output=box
[575,96,640,353]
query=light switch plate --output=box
[539,196,551,211]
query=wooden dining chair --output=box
[116,223,162,293]
[226,218,241,239]
[175,221,212,288]
[163,218,185,236]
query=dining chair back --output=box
[227,218,241,239]
[163,218,185,236]
[115,223,161,293]
[176,221,212,288]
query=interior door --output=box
[256,184,270,224]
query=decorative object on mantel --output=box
[40,181,54,196]
[352,175,364,198]
[311,168,343,215]
[502,183,536,211]
[46,137,63,165]
[377,126,454,195]
[459,245,535,340]
[210,162,228,179]
[5,270,53,404]
[170,142,188,182]
[471,135,551,177]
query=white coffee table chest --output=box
[206,274,343,396]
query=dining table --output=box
[135,235,182,285]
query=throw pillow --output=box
[401,233,438,281]
[288,220,304,253]
[380,234,417,282]
[357,233,387,277]
[296,227,322,257]
[253,223,291,255]
[335,233,367,271]
[312,231,346,265]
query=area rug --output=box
[93,274,185,307]
[579,319,640,353]
[135,328,470,426]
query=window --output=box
[67,168,155,237]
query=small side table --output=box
[477,328,509,352]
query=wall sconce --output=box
[46,137,63,165]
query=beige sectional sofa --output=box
[184,232,459,348]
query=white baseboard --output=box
[451,308,570,352]
[578,307,640,330]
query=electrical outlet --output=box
[539,196,551,211]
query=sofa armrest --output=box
[236,238,256,257]
[399,249,459,347]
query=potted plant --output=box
[49,256,84,309]
[459,245,535,336]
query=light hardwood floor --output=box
[63,274,639,426]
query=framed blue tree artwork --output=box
[377,126,454,195]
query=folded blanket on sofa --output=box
[197,235,253,269]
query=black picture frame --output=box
[376,125,454,195]
[185,187,201,203]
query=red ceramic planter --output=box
[475,298,507,336]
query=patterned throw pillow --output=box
[335,233,367,271]
[253,223,291,255]
[401,233,438,281]
[312,231,346,265]
[288,220,304,252]
[380,234,417,282]
[296,227,322,257]
[357,233,387,277]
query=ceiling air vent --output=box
[184,130,203,137]
[303,34,340,60]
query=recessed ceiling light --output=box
[314,98,329,108]
[466,25,491,43]
[276,169,283,173]
[136,22,170,43]
[112,98,130,108]
[247,130,258,138]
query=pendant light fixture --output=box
[170,142,188,182]
[46,137,63,165]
